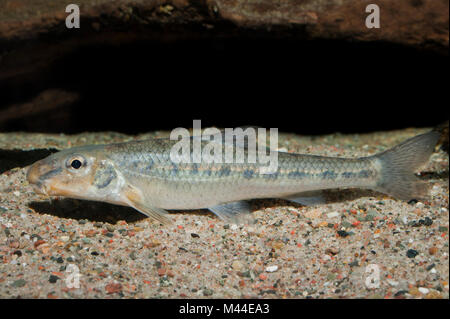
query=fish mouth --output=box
[27,161,61,196]
[31,182,49,196]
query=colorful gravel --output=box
[0,128,448,298]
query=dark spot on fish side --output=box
[146,159,154,171]
[219,166,231,177]
[321,170,337,179]
[191,163,198,174]
[342,172,356,179]
[287,171,308,179]
[171,163,178,175]
[358,170,371,178]
[243,169,254,179]
[264,171,279,179]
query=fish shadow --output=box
[0,148,58,174]
[253,189,391,211]
[321,189,383,204]
[28,198,147,224]
[28,198,215,224]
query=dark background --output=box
[1,37,448,135]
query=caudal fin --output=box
[373,130,440,200]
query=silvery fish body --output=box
[109,139,376,208]
[27,131,439,224]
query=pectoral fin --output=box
[122,184,172,225]
[209,201,255,225]
[283,191,327,206]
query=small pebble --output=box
[266,265,278,272]
[337,230,350,238]
[11,279,26,288]
[203,289,214,296]
[406,249,419,258]
[232,260,244,271]
[60,236,70,242]
[327,212,339,218]
[418,287,429,294]
[49,275,59,283]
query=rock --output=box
[428,246,438,255]
[325,247,339,256]
[265,265,278,272]
[0,0,446,52]
[11,279,26,287]
[49,275,59,283]
[365,210,380,221]
[203,289,214,296]
[305,209,322,219]
[60,236,70,242]
[105,282,122,294]
[406,249,419,258]
[327,212,339,218]
[273,220,283,227]
[157,268,166,276]
[232,260,244,271]
[423,217,433,226]
[271,241,284,250]
[418,287,429,294]
[337,230,350,238]
[387,279,399,287]
[425,291,442,299]
[409,287,421,297]
[129,251,137,260]
[33,240,46,249]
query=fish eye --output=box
[71,159,82,169]
[66,155,86,171]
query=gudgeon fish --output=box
[26,130,439,224]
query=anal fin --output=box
[209,201,255,225]
[283,191,327,206]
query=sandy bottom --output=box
[0,128,448,299]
